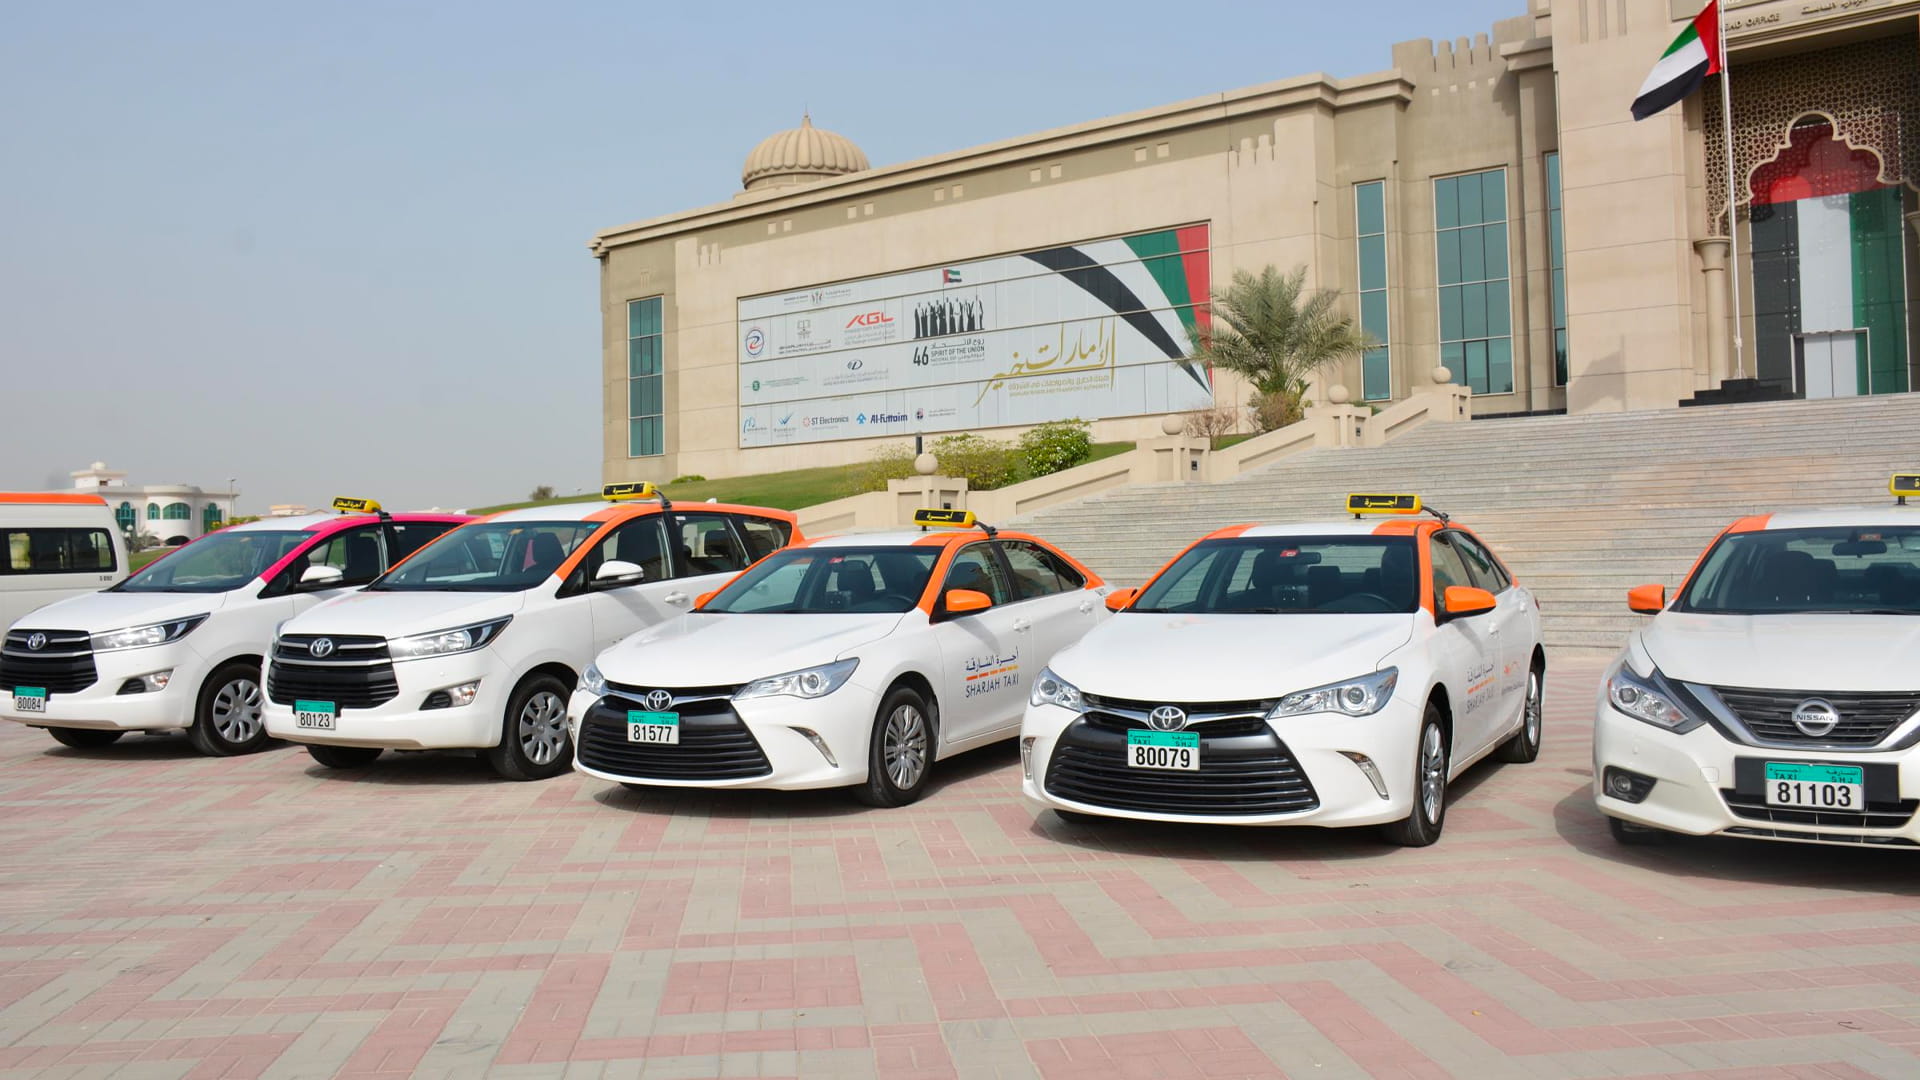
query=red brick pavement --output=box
[1,654,1917,1078]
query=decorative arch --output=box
[1747,116,1888,206]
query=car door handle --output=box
[1078,599,1095,614]
[664,592,690,606]
[1011,618,1032,633]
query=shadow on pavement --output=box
[41,731,297,761]
[295,747,511,786]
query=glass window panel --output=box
[1363,347,1391,401]
[1436,230,1461,287]
[1554,329,1569,386]
[628,300,647,339]
[1548,211,1564,266]
[1488,337,1514,394]
[1459,225,1486,283]
[1356,182,1385,235]
[642,336,661,375]
[1551,268,1566,325]
[1455,175,1483,227]
[1465,340,1490,392]
[628,338,648,378]
[1358,235,1387,291]
[1434,177,1458,230]
[1360,291,1388,338]
[1485,284,1511,338]
[1483,222,1508,280]
[1441,342,1465,377]
[1439,286,1464,341]
[1545,153,1561,211]
[641,298,662,335]
[1481,169,1506,222]
[1462,283,1487,339]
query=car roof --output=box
[0,492,109,507]
[224,512,469,534]
[1235,521,1404,538]
[1753,506,1920,531]
[482,501,800,526]
[805,528,1063,549]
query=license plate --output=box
[1764,761,1864,810]
[294,699,337,730]
[1126,729,1199,771]
[12,687,46,713]
[628,710,680,745]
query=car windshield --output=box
[1677,525,1920,615]
[701,547,939,614]
[370,522,597,592]
[1129,536,1420,614]
[115,531,309,593]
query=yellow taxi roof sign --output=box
[602,482,657,501]
[912,508,977,529]
[331,496,382,514]
[1892,473,1920,498]
[1346,493,1421,515]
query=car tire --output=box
[853,684,934,807]
[308,744,383,769]
[1493,662,1544,764]
[187,662,270,757]
[485,674,574,781]
[47,727,125,749]
[1381,703,1448,847]
[1607,816,1664,846]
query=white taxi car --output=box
[1021,495,1545,846]
[262,485,800,780]
[1,499,467,755]
[1596,475,1920,849]
[570,510,1109,806]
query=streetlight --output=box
[228,477,238,520]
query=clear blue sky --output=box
[2,0,1525,512]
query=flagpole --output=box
[1717,0,1745,381]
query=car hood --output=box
[598,612,907,687]
[283,590,524,637]
[11,589,229,632]
[1049,613,1415,701]
[1644,612,1920,691]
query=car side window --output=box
[388,522,458,563]
[3,529,116,574]
[1428,533,1474,610]
[733,516,789,562]
[297,525,387,587]
[1000,540,1082,599]
[675,513,748,577]
[1448,531,1510,593]
[592,517,670,585]
[942,544,1015,607]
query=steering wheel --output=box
[1323,592,1397,613]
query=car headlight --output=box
[388,617,512,661]
[1605,662,1702,732]
[1030,667,1082,710]
[582,662,608,697]
[734,658,859,701]
[1271,668,1399,718]
[91,615,209,652]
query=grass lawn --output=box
[130,549,170,571]
[470,441,1137,516]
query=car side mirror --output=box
[299,565,345,589]
[594,560,645,588]
[1104,587,1139,612]
[695,589,719,609]
[1627,583,1667,614]
[1441,585,1497,618]
[944,588,992,616]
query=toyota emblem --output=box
[309,638,336,659]
[1147,705,1188,732]
[25,633,46,651]
[1790,698,1840,738]
[644,690,674,712]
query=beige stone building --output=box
[592,0,1920,485]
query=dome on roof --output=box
[742,115,869,192]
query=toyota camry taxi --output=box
[262,485,799,780]
[1021,495,1545,846]
[569,509,1109,807]
[1595,474,1920,849]
[0,498,469,755]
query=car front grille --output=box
[1720,787,1917,831]
[1078,692,1278,739]
[1724,826,1920,847]
[267,634,397,710]
[1710,686,1920,749]
[577,688,770,781]
[1044,716,1317,817]
[0,629,97,694]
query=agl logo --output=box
[845,311,893,328]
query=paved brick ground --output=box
[3,653,1918,1078]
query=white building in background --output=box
[268,504,314,517]
[69,462,239,546]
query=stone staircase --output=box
[1011,393,1920,651]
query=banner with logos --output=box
[736,224,1212,447]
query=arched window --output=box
[146,504,159,520]
[202,504,223,532]
[163,502,192,520]
[115,502,135,532]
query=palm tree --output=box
[1190,266,1375,430]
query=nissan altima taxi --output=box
[1595,475,1920,849]
[1021,495,1545,846]
[569,510,1109,807]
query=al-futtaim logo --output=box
[857,410,909,425]
[743,326,767,357]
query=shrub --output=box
[527,484,555,501]
[671,474,706,484]
[855,444,919,493]
[1181,406,1241,443]
[930,433,1020,489]
[1016,419,1093,478]
[1249,390,1304,433]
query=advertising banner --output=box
[736,224,1212,447]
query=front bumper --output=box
[569,682,886,791]
[0,644,207,732]
[1020,694,1425,827]
[1593,700,1920,848]
[263,652,508,750]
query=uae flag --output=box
[1631,0,1721,120]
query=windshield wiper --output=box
[1837,608,1920,616]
